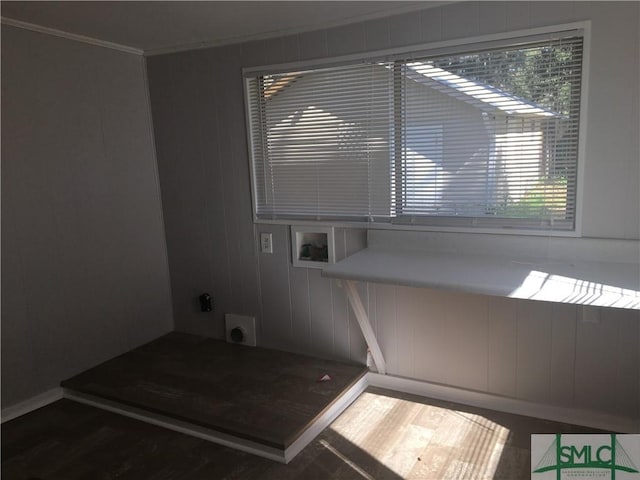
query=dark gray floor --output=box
[2,389,602,480]
[61,332,368,449]
[3,333,607,479]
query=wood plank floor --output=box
[61,332,368,450]
[2,388,600,480]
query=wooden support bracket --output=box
[342,279,387,375]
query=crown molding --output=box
[143,1,451,57]
[2,2,454,58]
[1,16,144,55]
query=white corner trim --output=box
[1,387,63,423]
[284,373,368,463]
[367,373,639,434]
[1,16,144,55]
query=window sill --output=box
[254,218,581,238]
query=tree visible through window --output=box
[246,30,584,231]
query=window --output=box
[245,28,585,232]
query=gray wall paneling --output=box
[257,224,292,350]
[345,230,368,364]
[373,284,397,375]
[2,26,174,407]
[514,301,578,407]
[444,292,489,392]
[288,252,312,355]
[147,1,640,422]
[146,52,218,337]
[251,226,367,362]
[487,297,518,398]
[148,46,261,339]
[516,301,554,404]
[308,268,334,358]
[575,307,640,416]
[332,229,351,362]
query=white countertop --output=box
[323,245,640,310]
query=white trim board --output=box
[1,17,144,55]
[283,374,368,463]
[368,373,639,434]
[2,2,445,58]
[1,387,63,423]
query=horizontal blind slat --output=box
[247,34,583,230]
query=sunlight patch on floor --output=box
[328,391,510,479]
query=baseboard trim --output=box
[367,373,638,433]
[1,387,63,423]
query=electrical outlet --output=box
[260,232,273,254]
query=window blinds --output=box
[247,63,395,221]
[397,36,583,230]
[246,32,584,231]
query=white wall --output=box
[1,26,174,408]
[148,1,639,424]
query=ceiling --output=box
[1,1,448,55]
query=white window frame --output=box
[243,22,590,237]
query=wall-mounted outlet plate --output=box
[225,314,256,346]
[260,232,273,254]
